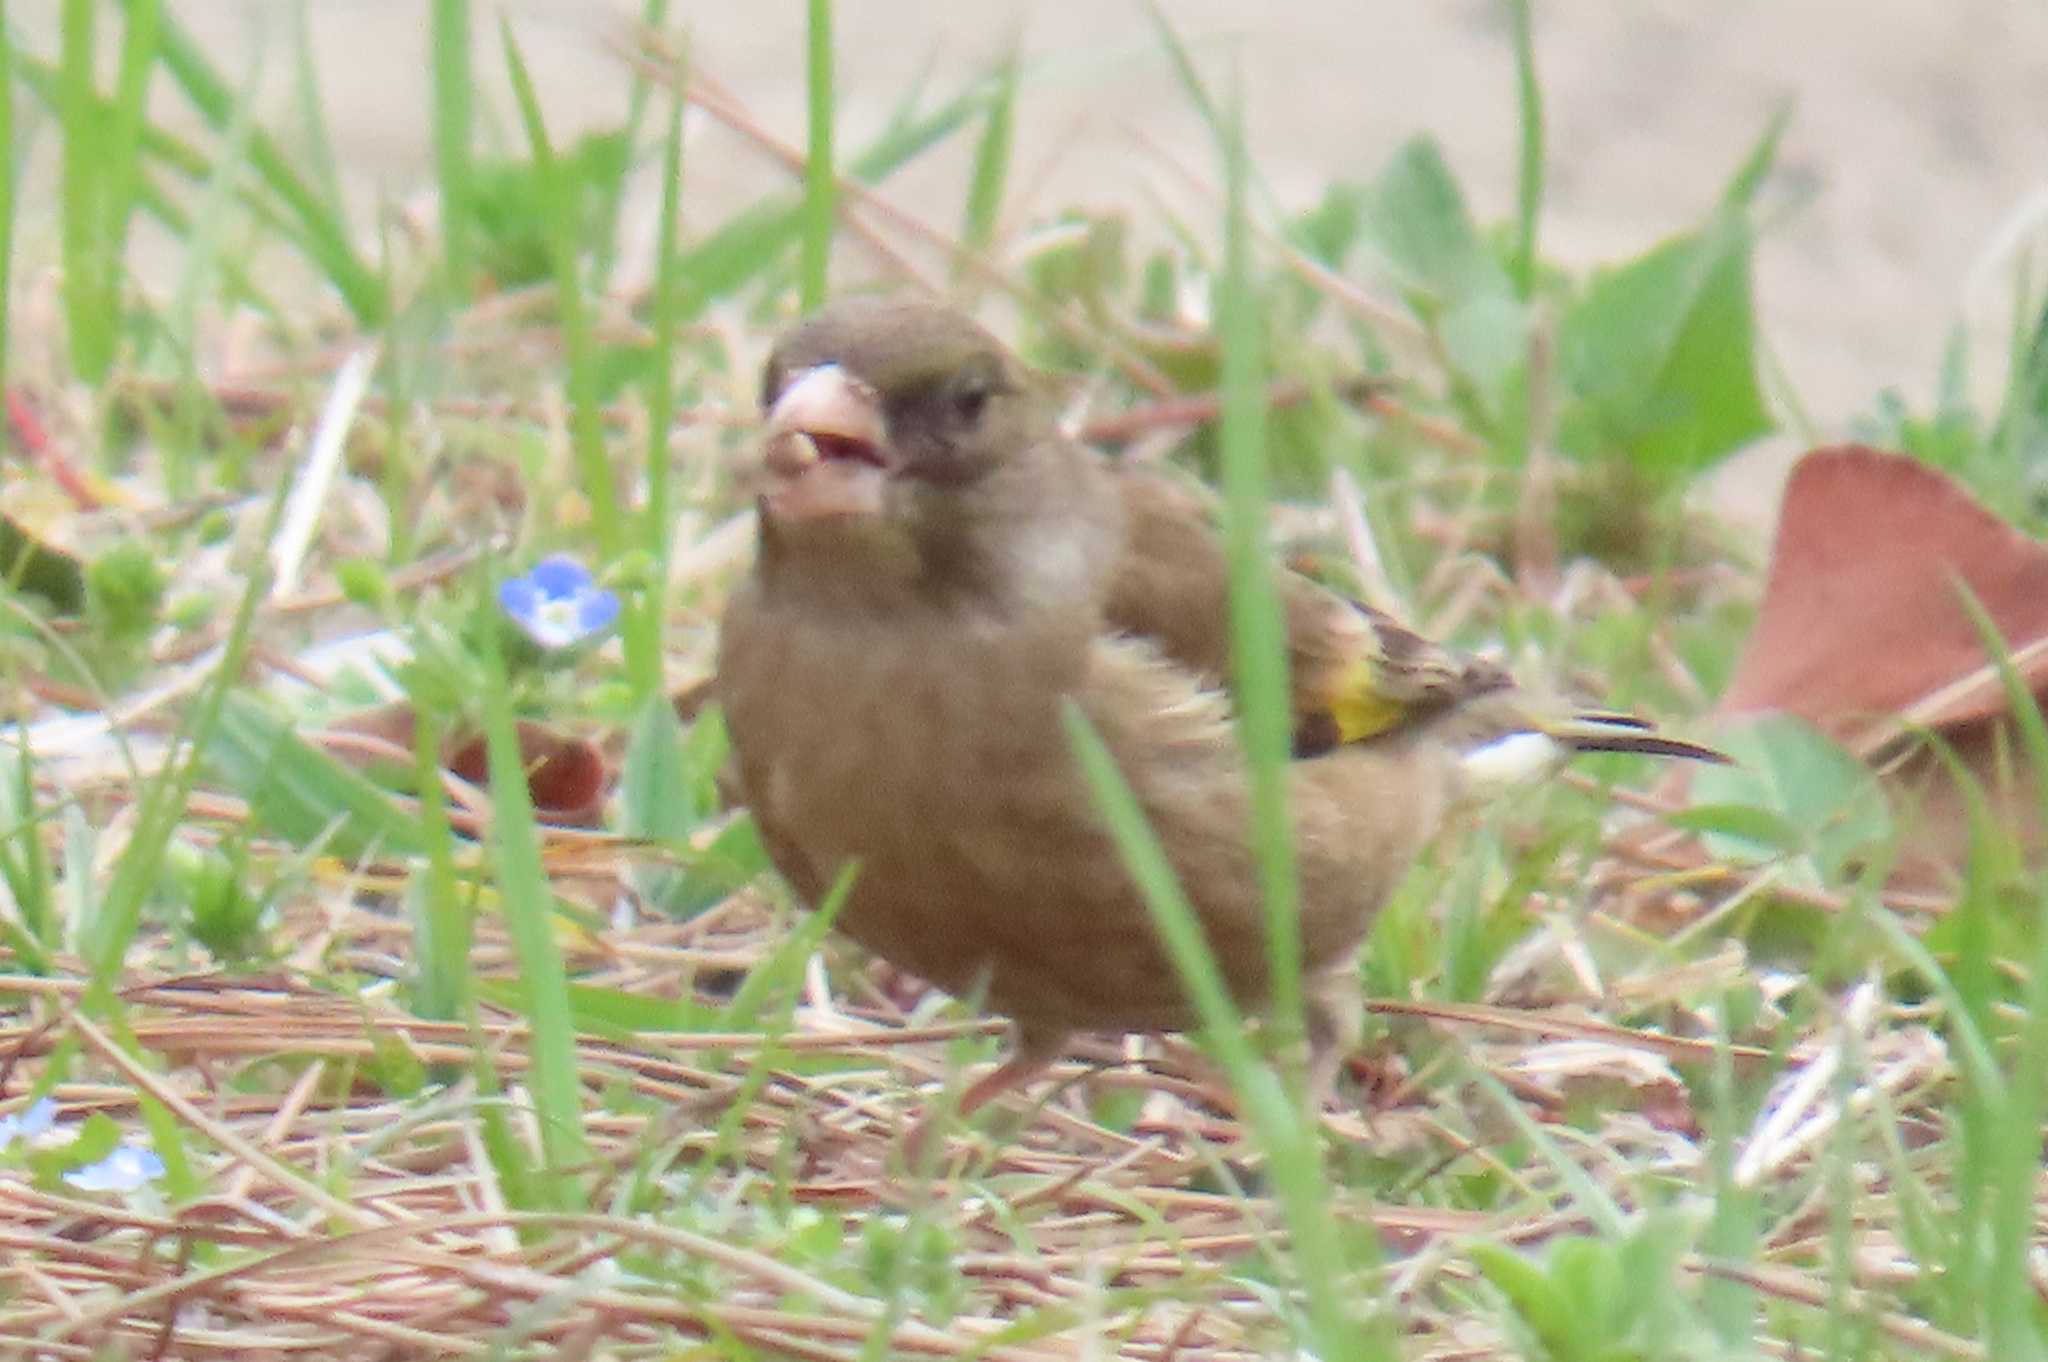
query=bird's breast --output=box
[718,591,1112,997]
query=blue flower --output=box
[498,554,620,650]
[64,1142,166,1193]
[0,1097,55,1152]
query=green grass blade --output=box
[955,44,1017,286]
[621,0,672,135]
[500,18,620,562]
[1476,1070,1627,1236]
[1140,1,1276,222]
[1699,998,1761,1345]
[158,28,265,497]
[406,705,470,1024]
[477,978,704,1035]
[672,80,988,318]
[283,2,342,212]
[585,0,676,289]
[58,0,114,379]
[1950,579,2048,1357]
[130,0,386,323]
[80,519,279,1004]
[625,76,687,702]
[1063,704,1385,1359]
[202,694,430,859]
[722,862,854,1034]
[1505,0,1542,298]
[1720,102,1792,212]
[470,1054,543,1213]
[1061,706,1257,1078]
[430,0,472,294]
[478,597,591,1207]
[616,696,696,916]
[1215,68,1302,1081]
[0,732,54,970]
[10,47,281,324]
[1139,0,1222,158]
[800,0,835,309]
[103,0,159,350]
[0,3,15,387]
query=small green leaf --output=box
[33,1110,121,1191]
[1662,800,1807,853]
[464,128,630,290]
[618,694,697,915]
[1021,213,1128,321]
[1439,290,1532,426]
[0,741,55,968]
[1287,181,1366,269]
[1556,208,1772,481]
[1357,137,1513,312]
[334,557,390,611]
[1547,1236,1625,1351]
[1614,1209,1704,1343]
[1689,714,1892,887]
[86,541,167,640]
[0,514,86,613]
[366,1028,428,1098]
[203,694,429,860]
[1469,1241,1579,1358]
[783,1207,847,1265]
[696,814,767,890]
[169,837,265,964]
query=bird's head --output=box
[750,298,1106,608]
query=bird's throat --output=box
[760,459,887,524]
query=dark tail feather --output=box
[1565,731,1731,763]
[1572,709,1656,731]
[1555,713,1731,764]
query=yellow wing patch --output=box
[1327,654,1411,743]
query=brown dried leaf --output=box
[444,721,609,829]
[1718,445,2048,741]
[1710,445,2048,884]
[329,702,611,828]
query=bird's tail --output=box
[1546,711,1731,764]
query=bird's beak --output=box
[757,364,891,522]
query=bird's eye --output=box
[952,381,990,427]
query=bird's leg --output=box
[902,1024,1067,1168]
[1304,976,1364,1110]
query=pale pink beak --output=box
[762,365,889,476]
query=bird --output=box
[716,296,1725,1144]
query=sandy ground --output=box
[25,3,2048,516]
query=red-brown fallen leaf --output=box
[1707,445,2048,886]
[1718,445,2048,743]
[327,703,610,829]
[444,722,609,829]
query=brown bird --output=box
[717,297,1723,1140]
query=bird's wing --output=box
[1100,465,1727,766]
[1102,465,1510,756]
